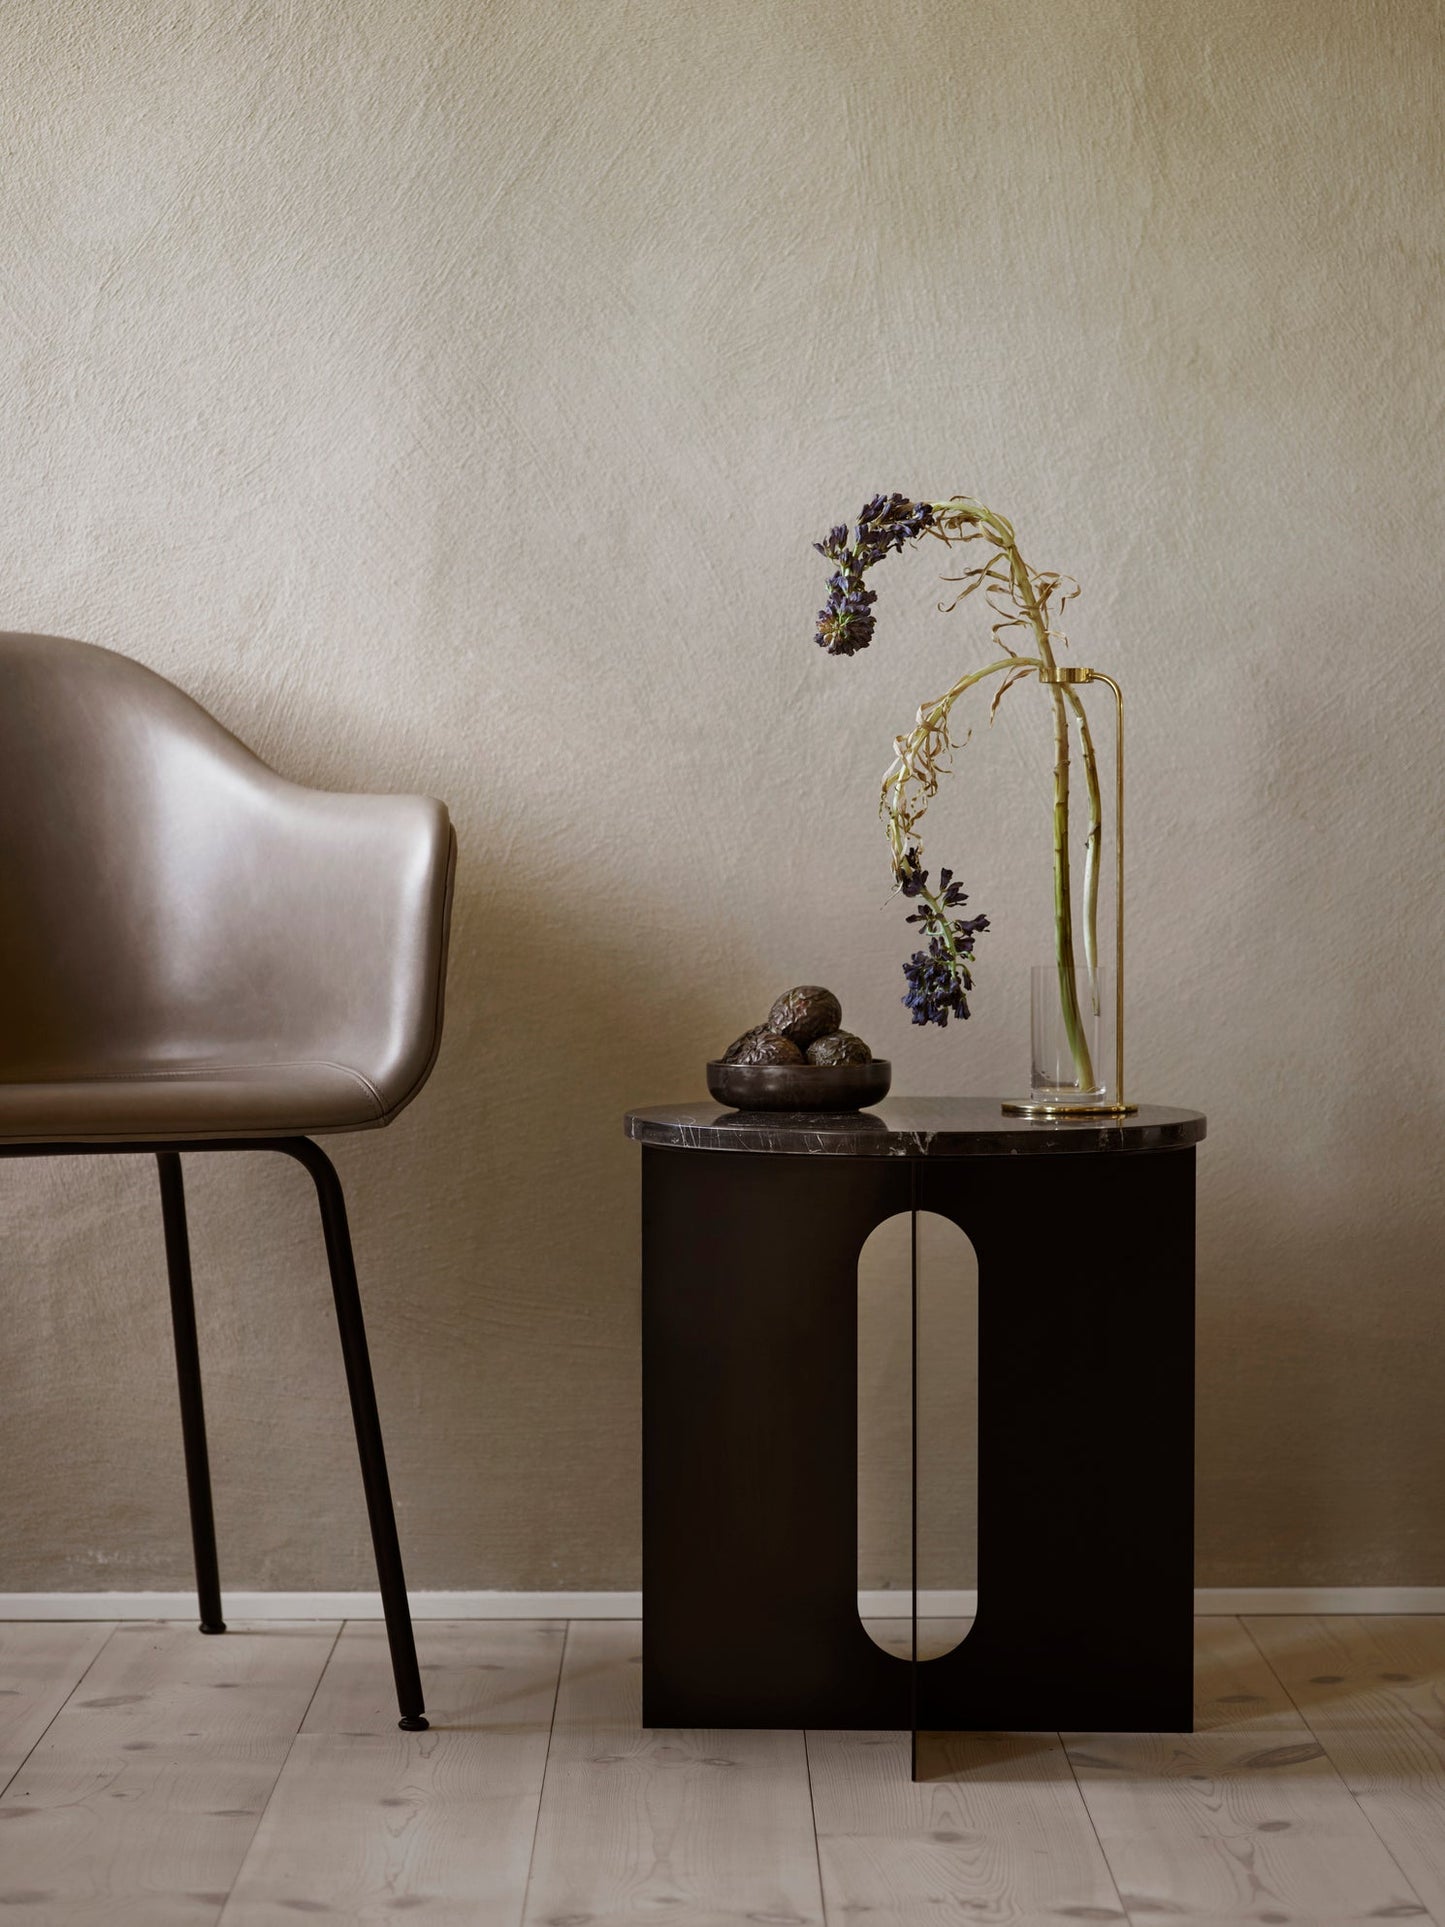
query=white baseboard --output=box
[2,1586,1444,1621]
[1193,1586,1445,1616]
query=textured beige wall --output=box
[1,0,1441,1594]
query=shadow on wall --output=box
[0,656,777,1595]
[321,838,786,1593]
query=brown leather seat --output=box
[0,631,456,1731]
[0,631,454,1141]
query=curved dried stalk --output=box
[881,656,1042,869]
[815,491,1105,1083]
[892,499,1097,1089]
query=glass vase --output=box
[1029,962,1109,1108]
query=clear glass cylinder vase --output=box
[1029,962,1109,1107]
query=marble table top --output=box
[624,1095,1206,1158]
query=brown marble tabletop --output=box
[624,1094,1206,1158]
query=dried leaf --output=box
[988,665,1034,722]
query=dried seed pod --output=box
[726,1028,804,1065]
[767,985,843,1047]
[723,1024,771,1063]
[806,1030,872,1066]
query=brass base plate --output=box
[1001,1099,1140,1119]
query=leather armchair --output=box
[0,631,456,1730]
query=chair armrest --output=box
[181,776,457,1122]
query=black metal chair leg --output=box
[286,1139,428,1732]
[156,1152,226,1634]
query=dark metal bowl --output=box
[705,1059,892,1113]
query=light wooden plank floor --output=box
[222,1620,565,1924]
[0,1621,113,1788]
[1063,1617,1431,1925]
[1,1617,1443,1926]
[523,1619,825,1926]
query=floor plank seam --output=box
[1058,1719,1136,1927]
[518,1616,570,1927]
[295,1617,346,1738]
[1238,1613,1441,1926]
[0,1619,119,1802]
[216,1618,344,1924]
[801,1729,829,1927]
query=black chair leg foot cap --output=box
[199,1621,227,1635]
[398,1714,429,1731]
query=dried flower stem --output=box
[815,491,1106,1074]
[886,499,1101,1085]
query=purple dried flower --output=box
[898,846,927,897]
[813,495,934,655]
[898,869,989,1026]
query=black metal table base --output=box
[641,1140,1195,1738]
[2,1135,428,1732]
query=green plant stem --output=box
[1008,544,1097,1092]
[1065,687,1102,1005]
[917,887,961,970]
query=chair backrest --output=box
[0,632,455,1117]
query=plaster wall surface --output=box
[0,0,1440,1591]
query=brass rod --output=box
[1090,671,1125,1108]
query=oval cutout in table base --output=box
[857,1209,978,1662]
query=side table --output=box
[624,1096,1205,1738]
